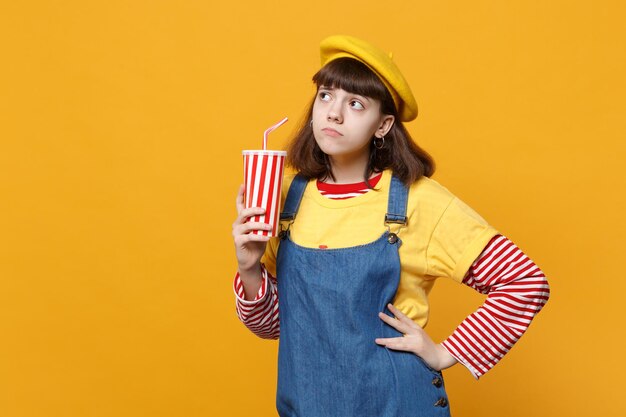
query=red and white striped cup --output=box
[242,150,287,237]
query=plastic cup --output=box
[242,150,287,237]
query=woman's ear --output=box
[377,115,395,138]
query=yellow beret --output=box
[320,35,418,122]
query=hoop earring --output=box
[374,136,385,149]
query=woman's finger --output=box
[374,337,411,352]
[234,207,267,226]
[234,233,271,246]
[378,311,412,334]
[387,303,419,329]
[236,184,245,212]
[233,221,272,237]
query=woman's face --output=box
[311,86,394,165]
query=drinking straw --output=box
[263,117,288,150]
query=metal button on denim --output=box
[434,398,448,407]
[432,376,443,387]
[387,233,398,244]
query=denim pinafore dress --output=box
[275,175,451,417]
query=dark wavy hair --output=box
[286,57,435,187]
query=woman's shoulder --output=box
[407,174,492,228]
[407,175,456,205]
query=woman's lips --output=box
[321,127,343,137]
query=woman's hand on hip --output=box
[232,184,272,273]
[375,303,457,371]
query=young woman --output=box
[231,35,549,417]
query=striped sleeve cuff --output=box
[233,268,269,305]
[232,265,280,339]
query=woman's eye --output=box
[350,100,364,110]
[319,92,331,101]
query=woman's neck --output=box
[326,153,370,184]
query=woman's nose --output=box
[327,104,343,123]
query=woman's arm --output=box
[441,234,550,378]
[231,184,281,339]
[376,234,549,377]
[232,185,272,299]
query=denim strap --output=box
[280,174,308,222]
[385,175,409,225]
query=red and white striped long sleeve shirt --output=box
[441,234,549,378]
[233,176,550,378]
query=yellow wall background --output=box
[1,1,624,416]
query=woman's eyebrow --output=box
[350,93,371,103]
[318,86,371,103]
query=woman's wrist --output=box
[239,263,261,278]
[238,263,264,300]
[435,343,458,370]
